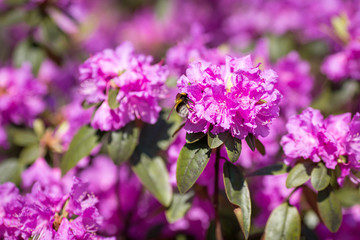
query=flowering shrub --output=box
[0,0,359,240]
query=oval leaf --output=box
[311,162,331,191]
[245,134,255,151]
[286,162,313,188]
[255,138,266,156]
[19,144,40,165]
[107,122,140,164]
[107,88,120,109]
[7,127,38,146]
[222,132,242,163]
[265,203,301,240]
[223,162,251,239]
[207,131,224,149]
[248,163,290,177]
[165,192,194,223]
[131,154,172,207]
[176,138,211,193]
[0,158,23,185]
[317,186,342,232]
[61,125,101,175]
[186,132,206,144]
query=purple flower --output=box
[177,55,282,139]
[79,42,168,131]
[281,108,360,185]
[274,51,314,117]
[0,64,46,126]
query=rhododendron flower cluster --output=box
[178,55,282,139]
[281,107,360,184]
[0,158,112,240]
[79,41,168,131]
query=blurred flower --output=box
[178,55,282,139]
[79,41,168,131]
[0,64,46,126]
[281,108,360,185]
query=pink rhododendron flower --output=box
[177,55,282,139]
[281,108,360,185]
[79,42,168,131]
[0,64,46,126]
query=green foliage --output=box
[107,88,120,109]
[7,127,38,146]
[245,134,256,151]
[165,192,194,223]
[286,162,313,188]
[176,137,211,193]
[317,186,342,232]
[248,163,290,177]
[13,39,46,74]
[265,203,301,240]
[130,154,172,207]
[19,144,40,165]
[61,125,102,175]
[106,122,140,164]
[336,188,360,207]
[207,131,224,149]
[0,158,23,185]
[310,162,331,191]
[185,132,206,144]
[223,162,251,239]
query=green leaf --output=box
[223,133,242,163]
[7,128,38,146]
[19,144,40,165]
[317,186,342,232]
[81,100,101,109]
[265,203,301,240]
[207,131,224,149]
[286,162,313,188]
[13,39,46,74]
[139,111,183,154]
[255,138,266,156]
[0,158,23,184]
[245,134,255,151]
[336,188,360,207]
[248,163,290,177]
[61,125,101,175]
[223,162,251,239]
[165,192,194,223]
[0,8,27,26]
[107,88,120,109]
[311,162,331,191]
[130,154,172,207]
[176,138,211,193]
[107,122,140,164]
[186,132,206,144]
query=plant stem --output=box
[214,147,223,240]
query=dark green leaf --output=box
[7,128,38,146]
[336,188,360,207]
[0,158,23,184]
[245,134,255,151]
[186,132,206,144]
[248,163,290,177]
[207,131,224,149]
[81,100,101,109]
[264,203,301,240]
[286,162,313,188]
[224,133,242,163]
[176,138,211,193]
[107,88,120,109]
[107,122,140,164]
[13,39,46,74]
[130,154,172,207]
[311,163,331,191]
[255,138,266,156]
[317,186,342,232]
[165,192,194,223]
[61,125,101,175]
[139,111,183,155]
[19,144,40,165]
[223,162,251,239]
